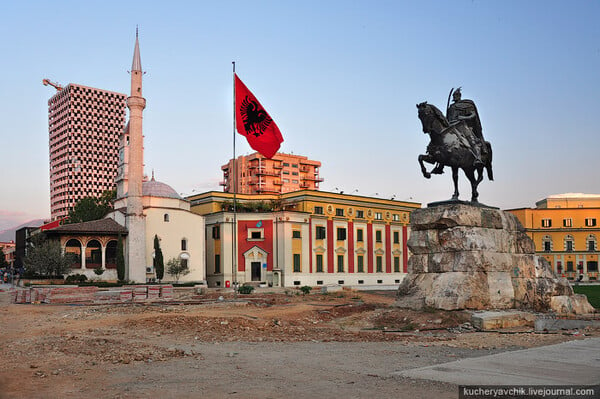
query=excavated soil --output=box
[0,288,597,399]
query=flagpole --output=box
[232,61,238,293]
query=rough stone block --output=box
[472,311,536,330]
[550,295,595,315]
[407,254,428,273]
[487,272,515,308]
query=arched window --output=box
[65,239,82,268]
[587,234,597,251]
[542,235,553,252]
[181,238,187,251]
[164,213,170,222]
[564,235,574,252]
[86,239,102,268]
[105,240,118,269]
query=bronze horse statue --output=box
[417,102,493,203]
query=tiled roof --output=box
[45,218,128,235]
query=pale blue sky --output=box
[1,0,599,230]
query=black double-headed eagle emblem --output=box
[240,96,273,137]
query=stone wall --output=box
[396,204,594,314]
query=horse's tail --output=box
[485,141,494,181]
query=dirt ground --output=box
[0,288,597,399]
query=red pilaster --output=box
[327,219,334,273]
[367,223,374,273]
[385,224,392,273]
[348,221,354,273]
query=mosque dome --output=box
[142,178,182,199]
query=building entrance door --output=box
[251,262,261,281]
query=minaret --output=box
[125,28,147,282]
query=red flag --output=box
[235,74,283,159]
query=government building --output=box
[189,190,420,288]
[508,193,599,281]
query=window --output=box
[314,206,324,215]
[357,255,364,272]
[248,228,264,240]
[586,218,597,227]
[375,212,383,220]
[394,257,400,272]
[292,230,301,239]
[566,240,573,252]
[292,180,299,183]
[376,256,383,272]
[565,235,574,252]
[251,231,262,239]
[292,164,298,168]
[356,210,364,218]
[393,231,400,244]
[316,254,323,272]
[180,258,188,268]
[337,228,347,240]
[336,208,344,217]
[164,213,170,222]
[588,261,598,272]
[542,235,552,252]
[337,255,344,272]
[541,219,552,228]
[283,162,289,166]
[215,254,221,274]
[292,172,298,176]
[588,237,597,251]
[212,225,220,239]
[356,229,364,242]
[566,261,574,272]
[393,214,400,221]
[563,218,573,227]
[181,239,187,251]
[316,226,326,240]
[376,230,382,243]
[293,254,301,272]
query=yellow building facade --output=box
[508,193,599,281]
[188,190,420,288]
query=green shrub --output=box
[300,286,312,295]
[65,274,88,283]
[238,285,254,294]
[93,267,104,276]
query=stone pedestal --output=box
[396,204,594,314]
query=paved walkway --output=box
[396,338,600,385]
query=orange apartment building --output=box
[220,152,323,194]
[508,193,600,281]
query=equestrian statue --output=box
[417,88,493,203]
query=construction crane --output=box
[42,78,63,91]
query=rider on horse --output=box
[431,88,485,174]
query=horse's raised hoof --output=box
[423,172,431,179]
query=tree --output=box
[153,235,164,282]
[23,239,76,277]
[116,233,125,281]
[66,189,116,224]
[0,250,9,269]
[166,257,190,283]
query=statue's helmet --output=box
[452,87,462,100]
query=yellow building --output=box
[508,193,599,281]
[188,190,420,288]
